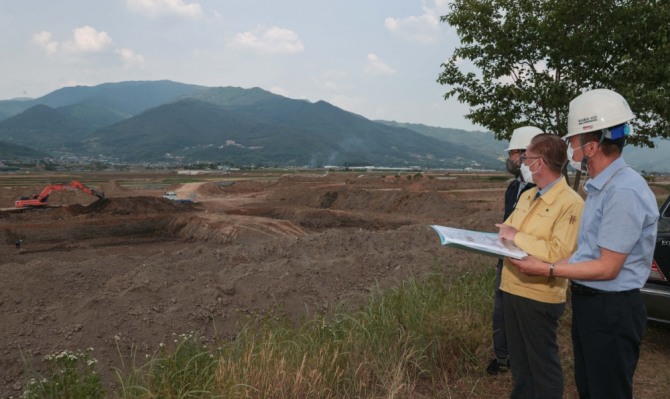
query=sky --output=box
[0,0,480,131]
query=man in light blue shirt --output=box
[509,89,659,399]
[570,155,658,292]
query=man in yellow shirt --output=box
[497,133,584,399]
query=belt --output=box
[570,282,639,297]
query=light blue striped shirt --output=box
[570,156,659,291]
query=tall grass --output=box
[27,267,496,398]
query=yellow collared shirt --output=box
[500,177,584,303]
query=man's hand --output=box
[496,223,518,241]
[509,256,548,276]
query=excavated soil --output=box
[0,171,668,397]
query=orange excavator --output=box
[14,180,104,208]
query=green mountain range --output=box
[0,80,667,172]
[0,141,47,160]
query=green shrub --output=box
[22,348,104,399]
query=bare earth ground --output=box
[0,171,668,398]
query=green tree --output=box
[437,0,670,147]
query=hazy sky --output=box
[0,0,479,130]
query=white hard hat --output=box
[505,126,543,151]
[565,88,635,140]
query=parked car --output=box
[641,194,670,324]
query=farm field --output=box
[0,170,668,398]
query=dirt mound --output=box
[82,196,188,215]
[168,213,307,244]
[267,186,478,221]
[196,181,239,196]
[97,180,131,197]
[0,197,194,250]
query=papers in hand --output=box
[431,225,528,260]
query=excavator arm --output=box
[14,180,104,208]
[68,181,104,199]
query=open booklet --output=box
[431,225,528,260]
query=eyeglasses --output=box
[565,137,597,150]
[520,154,542,165]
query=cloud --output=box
[125,0,203,18]
[118,48,146,68]
[71,26,113,52]
[33,26,113,54]
[384,0,450,44]
[32,31,59,54]
[363,53,396,76]
[229,26,304,54]
[32,26,145,69]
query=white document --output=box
[431,225,528,260]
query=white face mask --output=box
[520,162,535,184]
[566,144,585,171]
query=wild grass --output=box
[23,268,496,398]
[30,265,670,398]
[129,269,491,398]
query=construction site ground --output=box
[0,170,668,398]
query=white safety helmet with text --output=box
[565,88,635,141]
[505,126,543,151]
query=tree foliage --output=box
[438,0,670,147]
